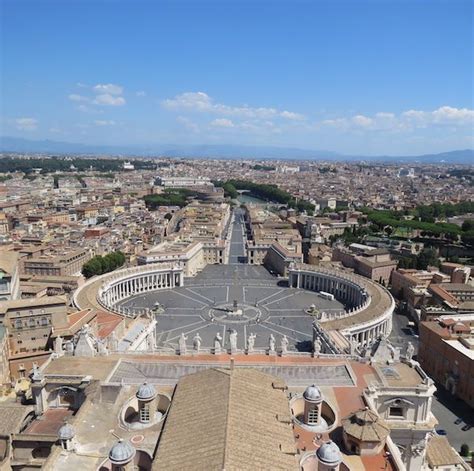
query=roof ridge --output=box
[222,368,233,469]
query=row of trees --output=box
[251,164,275,171]
[143,188,200,209]
[216,179,315,215]
[0,156,156,174]
[397,248,439,270]
[82,251,126,278]
[414,201,474,223]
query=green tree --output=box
[460,444,470,457]
[82,256,103,278]
[461,220,474,232]
[416,248,439,270]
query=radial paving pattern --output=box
[118,264,345,353]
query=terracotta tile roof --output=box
[342,408,390,442]
[426,435,462,467]
[95,310,123,339]
[24,408,73,436]
[0,403,34,435]
[152,367,298,471]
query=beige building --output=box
[0,250,20,300]
[332,244,397,285]
[0,296,68,380]
[22,247,92,277]
[418,319,474,407]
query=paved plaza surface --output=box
[118,264,344,353]
[118,208,344,353]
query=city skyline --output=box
[1,0,473,156]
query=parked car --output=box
[454,418,463,425]
[436,429,447,436]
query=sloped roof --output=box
[152,367,298,471]
[341,408,390,442]
[0,250,18,275]
[0,403,34,435]
[426,435,462,467]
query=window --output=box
[14,319,23,329]
[40,317,48,326]
[389,406,404,417]
[140,403,150,422]
[307,406,319,424]
[28,318,36,327]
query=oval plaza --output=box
[74,259,394,354]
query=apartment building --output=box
[418,318,474,407]
[332,243,397,285]
[22,247,92,277]
[0,250,20,300]
[0,296,69,380]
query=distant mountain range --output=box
[1,136,473,164]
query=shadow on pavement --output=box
[434,384,473,426]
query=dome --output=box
[316,440,342,465]
[136,381,156,401]
[303,384,322,402]
[109,439,136,465]
[57,423,75,440]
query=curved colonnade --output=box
[289,264,395,347]
[73,263,184,317]
[73,261,394,349]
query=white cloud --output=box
[15,117,38,131]
[321,106,474,132]
[93,94,126,106]
[49,127,61,133]
[375,112,395,120]
[135,90,146,97]
[402,106,474,125]
[93,83,123,95]
[432,106,474,123]
[94,120,116,126]
[76,104,102,114]
[69,94,90,102]
[351,115,373,127]
[280,110,305,121]
[162,91,305,120]
[176,116,199,133]
[69,82,126,110]
[210,118,234,128]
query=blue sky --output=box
[1,0,473,155]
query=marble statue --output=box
[247,333,256,353]
[54,336,64,355]
[349,337,357,355]
[64,340,74,355]
[214,332,223,354]
[108,331,119,352]
[97,339,108,355]
[178,333,188,355]
[406,341,415,361]
[229,329,238,352]
[31,363,43,381]
[313,337,322,356]
[280,335,289,354]
[193,333,202,352]
[268,334,276,353]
